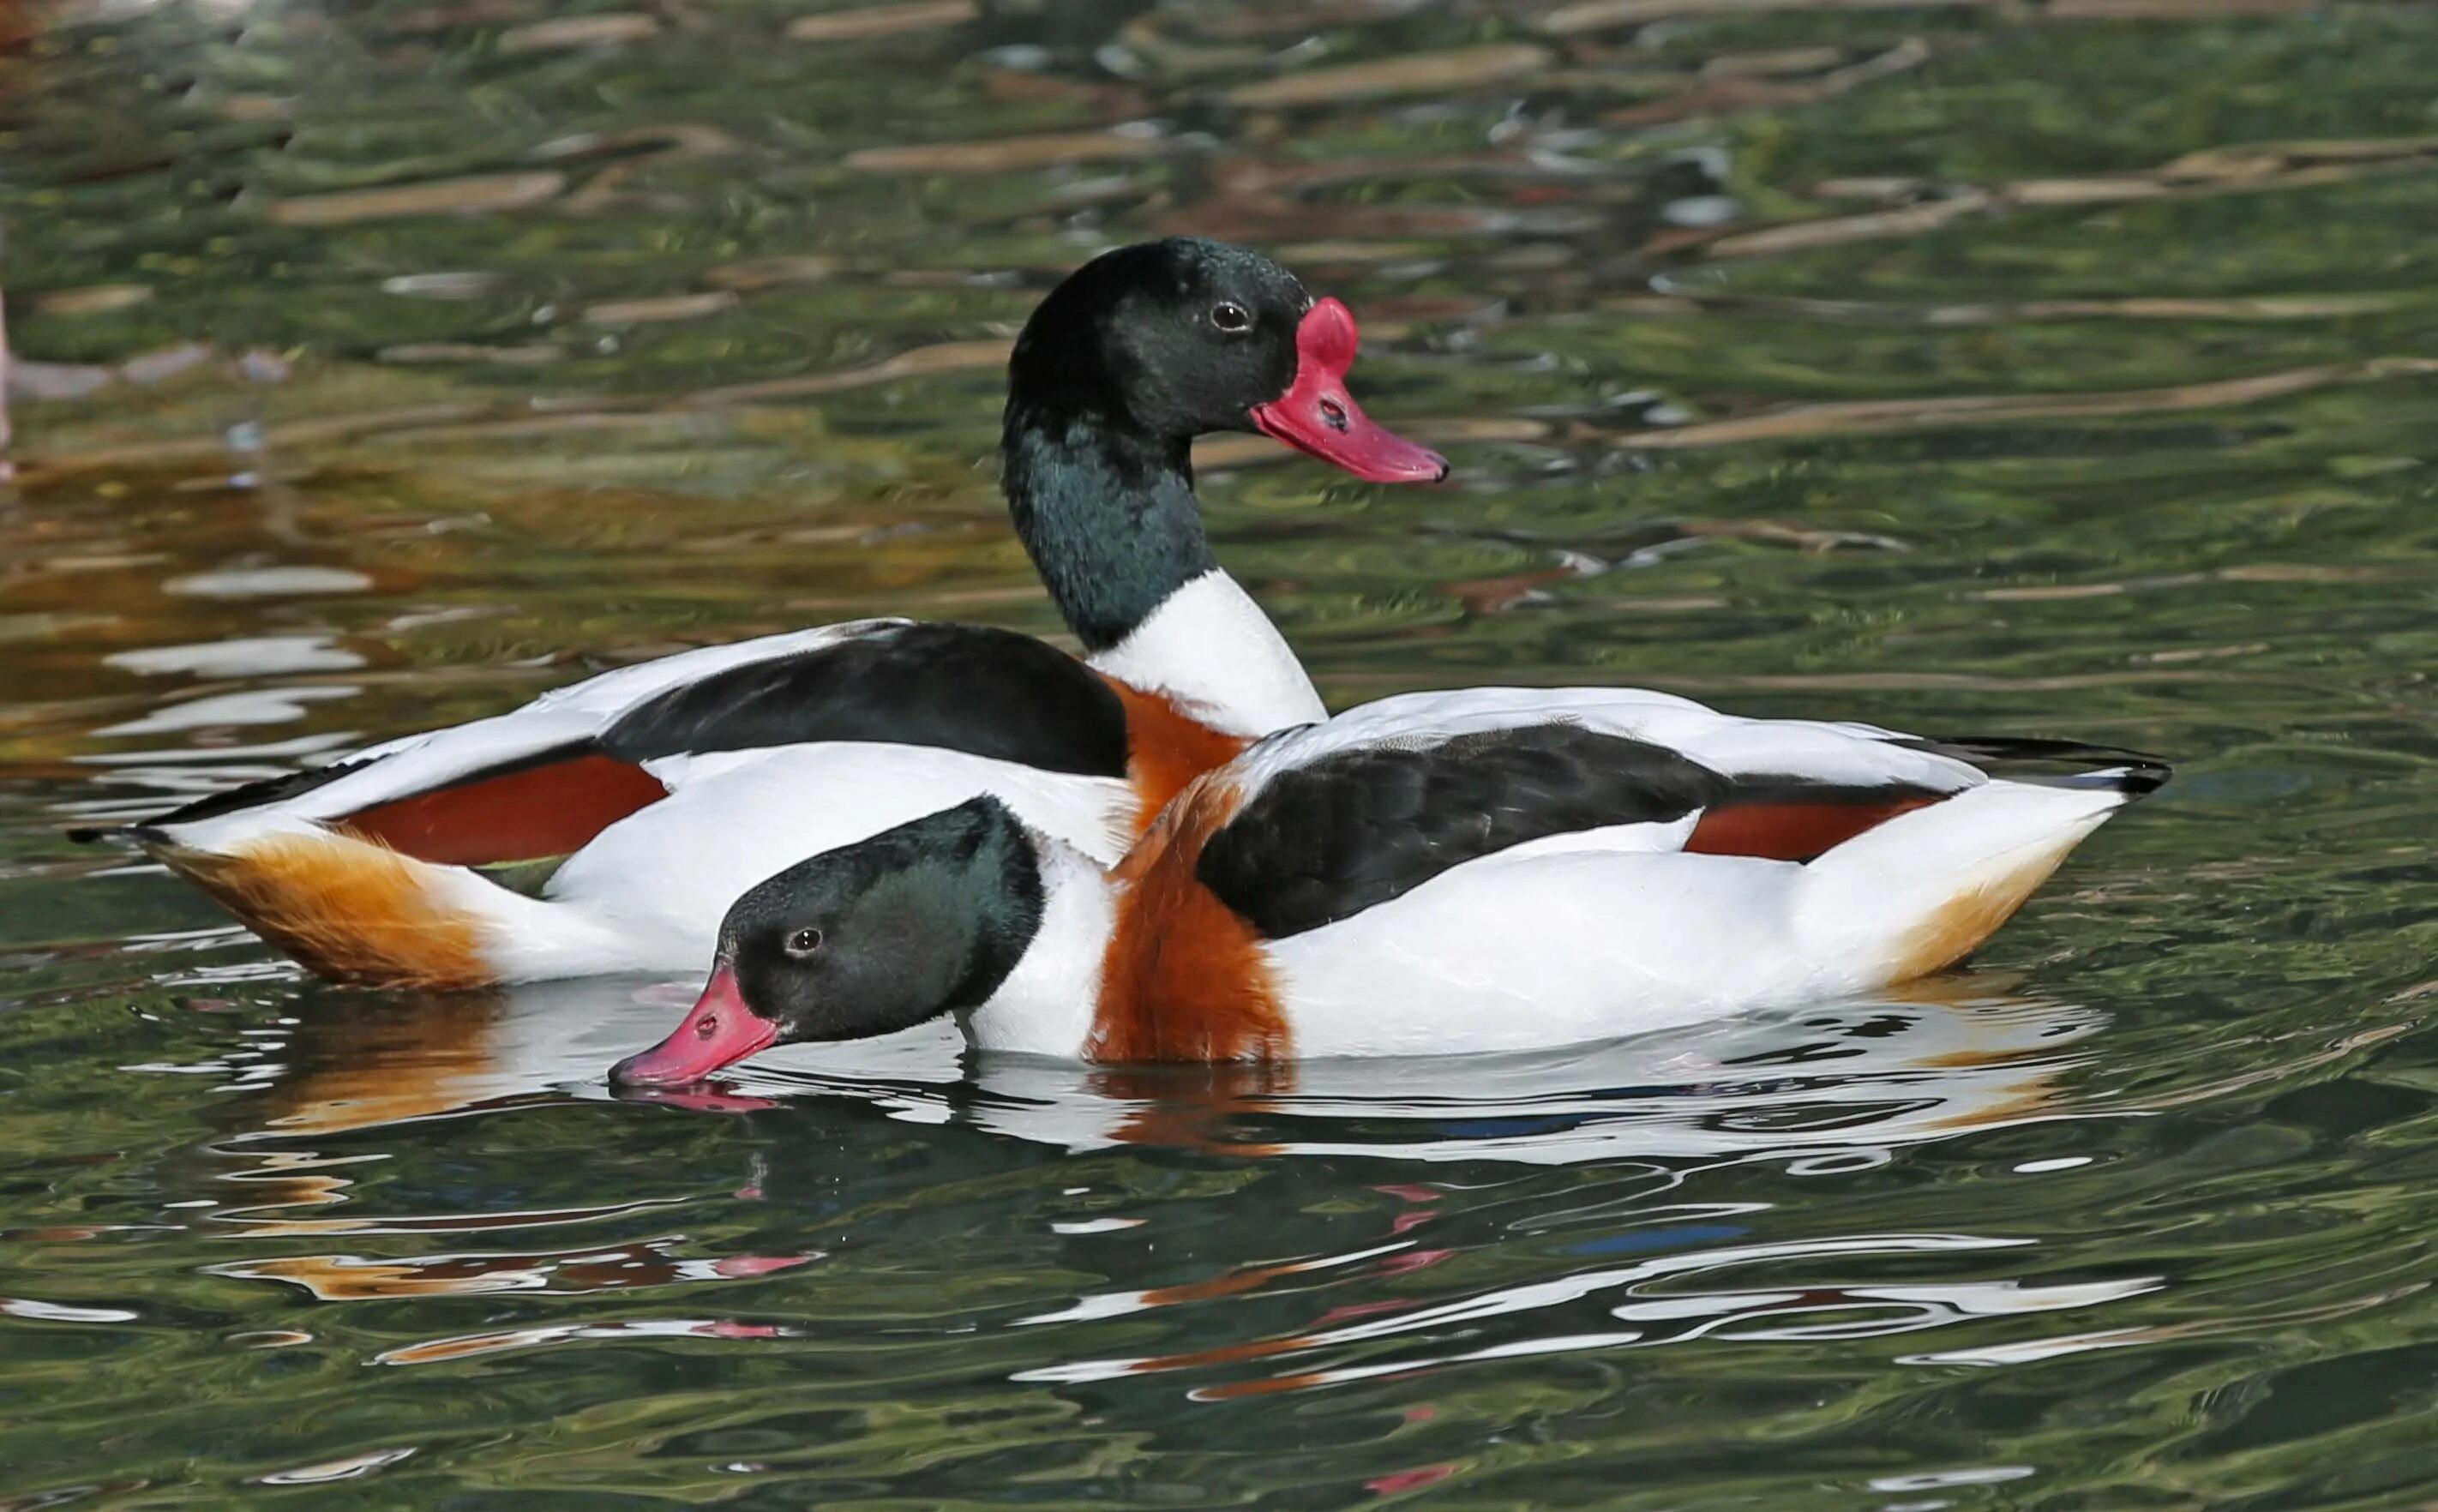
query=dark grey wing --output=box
[600,621,1130,774]
[1196,723,1733,939]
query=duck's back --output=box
[1094,687,2167,1059]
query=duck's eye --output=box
[1210,301,1251,333]
[785,927,824,957]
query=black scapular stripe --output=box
[78,754,389,839]
[1899,735,2172,795]
[602,621,1131,776]
[1198,723,1734,939]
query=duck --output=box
[74,238,1447,989]
[610,686,2168,1079]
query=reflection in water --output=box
[103,635,366,678]
[241,971,2105,1165]
[1023,1234,2162,1401]
[91,685,363,738]
[177,974,2160,1407]
[212,1240,814,1301]
[375,1317,792,1369]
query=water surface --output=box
[3,1,2435,1506]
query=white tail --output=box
[1795,779,2133,985]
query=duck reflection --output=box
[196,977,707,1239]
[210,1240,810,1302]
[199,977,819,1303]
[199,973,2137,1392]
[235,969,2101,1165]
[245,977,678,1137]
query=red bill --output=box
[610,964,780,1087]
[1250,297,1448,483]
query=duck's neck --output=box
[1003,408,1324,737]
[958,837,1117,1059]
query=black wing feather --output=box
[1198,723,1733,939]
[601,621,1130,775]
[1899,735,2171,795]
[82,753,393,838]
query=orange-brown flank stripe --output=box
[345,753,669,867]
[1087,771,1289,1064]
[1099,676,1251,835]
[1685,795,1939,862]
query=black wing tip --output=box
[64,823,172,848]
[1908,735,2174,798]
[2105,757,2175,797]
[119,753,406,834]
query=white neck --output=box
[1085,570,1324,737]
[961,838,1118,1059]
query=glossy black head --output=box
[608,799,1046,1087]
[996,237,1445,652]
[1007,237,1311,440]
[734,795,1046,1042]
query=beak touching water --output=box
[1250,297,1449,483]
[610,964,780,1087]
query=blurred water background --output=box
[3,0,2435,1505]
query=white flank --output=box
[1264,779,2134,1058]
[1789,778,2127,969]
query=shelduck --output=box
[611,687,2168,1078]
[75,239,1446,988]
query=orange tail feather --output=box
[147,830,498,990]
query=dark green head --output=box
[1000,237,1447,651]
[1006,236,1316,441]
[610,798,1044,1086]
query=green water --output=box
[4,0,2436,1505]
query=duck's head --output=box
[1007,237,1446,483]
[609,799,1041,1087]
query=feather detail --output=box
[1100,675,1252,835]
[1684,794,1941,862]
[1088,775,1290,1064]
[343,753,668,867]
[1881,829,2090,981]
[145,830,496,990]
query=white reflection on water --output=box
[1012,1235,2163,1395]
[142,965,2159,1395]
[93,686,361,736]
[105,635,366,677]
[161,566,373,598]
[171,971,2112,1167]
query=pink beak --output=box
[610,964,781,1087]
[1249,298,1449,483]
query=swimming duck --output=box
[77,239,1446,989]
[611,687,2167,1077]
